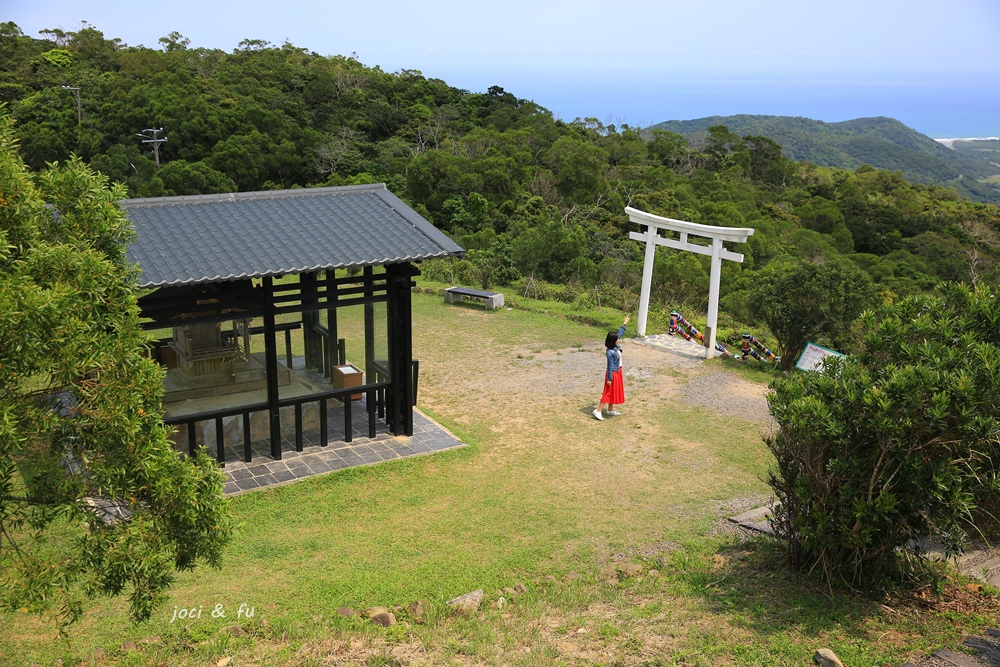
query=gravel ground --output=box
[678,370,776,428]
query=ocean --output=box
[434,68,1000,139]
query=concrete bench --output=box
[444,286,504,310]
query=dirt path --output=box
[419,328,773,431]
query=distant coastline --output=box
[936,137,1000,149]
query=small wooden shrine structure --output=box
[123,184,464,464]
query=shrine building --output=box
[122,184,464,466]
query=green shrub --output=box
[766,282,1000,588]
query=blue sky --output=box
[7,0,1000,136]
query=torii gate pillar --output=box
[626,207,754,359]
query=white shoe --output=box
[592,409,604,421]
[607,410,621,417]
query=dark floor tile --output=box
[236,477,261,491]
[306,460,333,474]
[429,438,457,450]
[256,473,279,486]
[272,469,297,483]
[359,450,382,464]
[245,464,271,477]
[339,452,365,467]
[228,467,255,481]
[224,482,240,495]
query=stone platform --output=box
[221,406,465,495]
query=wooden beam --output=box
[629,231,744,263]
[262,277,282,459]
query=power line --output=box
[61,85,81,125]
[136,128,167,169]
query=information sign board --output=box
[795,342,845,372]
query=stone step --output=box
[964,637,1000,663]
[933,648,980,667]
[727,504,779,535]
[955,555,1000,586]
[233,369,265,383]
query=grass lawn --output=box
[2,285,997,666]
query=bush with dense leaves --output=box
[766,282,1000,588]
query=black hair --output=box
[605,331,619,349]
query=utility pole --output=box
[137,128,167,169]
[61,85,81,125]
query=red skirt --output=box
[600,368,625,404]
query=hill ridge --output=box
[646,114,1000,203]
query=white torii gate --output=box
[626,206,754,359]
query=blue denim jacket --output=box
[605,323,626,381]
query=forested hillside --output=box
[3,22,999,355]
[648,115,1000,203]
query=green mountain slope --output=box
[647,115,1000,203]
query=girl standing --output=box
[594,316,630,420]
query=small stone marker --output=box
[216,658,232,667]
[336,606,353,618]
[446,589,483,614]
[120,642,136,652]
[225,625,248,637]
[813,648,843,667]
[364,606,389,618]
[370,611,396,628]
[599,564,618,581]
[514,582,528,594]
[407,600,428,622]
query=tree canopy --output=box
[0,21,998,357]
[0,110,232,625]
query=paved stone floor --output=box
[635,333,711,366]
[221,406,465,496]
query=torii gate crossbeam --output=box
[626,206,754,359]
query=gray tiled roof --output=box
[121,184,464,288]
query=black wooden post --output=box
[364,266,376,433]
[215,416,225,466]
[385,263,415,436]
[242,412,252,462]
[301,272,321,370]
[325,270,338,379]
[367,387,377,438]
[188,421,197,457]
[263,276,282,459]
[320,397,328,446]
